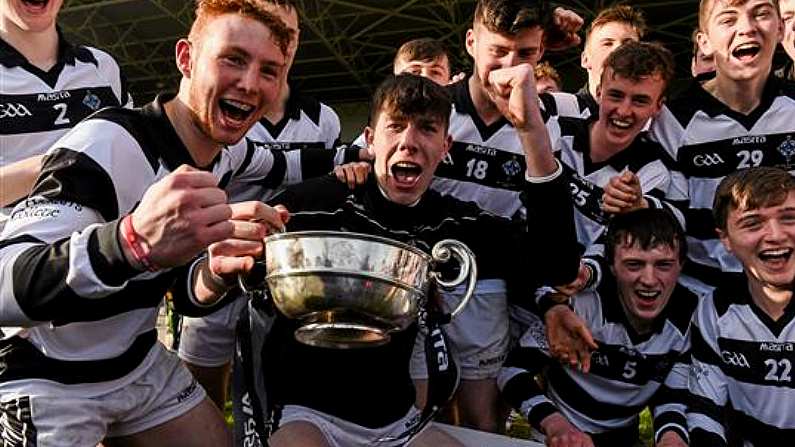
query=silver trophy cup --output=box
[242,231,477,349]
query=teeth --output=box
[611,119,631,129]
[395,162,419,169]
[636,290,659,298]
[760,248,792,257]
[222,99,253,112]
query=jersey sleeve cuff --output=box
[89,219,141,287]
[524,159,563,183]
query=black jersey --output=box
[500,277,696,445]
[0,94,354,384]
[688,276,795,446]
[650,77,795,284]
[0,31,132,168]
[260,168,579,428]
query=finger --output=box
[190,202,233,227]
[230,202,286,232]
[274,204,290,225]
[602,190,636,205]
[355,165,369,186]
[226,219,268,242]
[345,167,356,190]
[209,253,256,277]
[333,165,346,183]
[182,186,228,209]
[209,239,264,258]
[168,168,220,189]
[577,324,598,350]
[608,179,638,195]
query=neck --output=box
[0,18,59,70]
[262,81,289,124]
[468,75,504,125]
[587,75,598,98]
[163,94,222,168]
[704,71,768,115]
[748,276,793,321]
[589,122,625,163]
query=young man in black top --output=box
[205,71,581,446]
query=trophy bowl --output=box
[251,231,477,349]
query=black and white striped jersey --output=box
[499,276,696,444]
[650,77,795,284]
[541,92,680,255]
[688,277,795,446]
[0,32,132,168]
[431,79,531,219]
[229,91,341,202]
[0,94,356,384]
[246,90,340,150]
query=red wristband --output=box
[121,214,159,272]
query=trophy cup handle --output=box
[430,239,477,319]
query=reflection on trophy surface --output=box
[250,231,477,349]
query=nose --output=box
[397,124,420,153]
[237,65,259,93]
[616,98,632,117]
[765,219,787,242]
[639,265,656,285]
[737,12,756,35]
[503,51,520,68]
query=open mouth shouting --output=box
[758,247,794,270]
[634,289,661,309]
[390,161,423,188]
[609,117,633,131]
[731,42,762,64]
[218,98,255,128]
[20,0,49,12]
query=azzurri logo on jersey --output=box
[435,141,527,190]
[1,87,120,134]
[680,133,795,177]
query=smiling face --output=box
[178,13,285,146]
[1,0,63,33]
[365,106,451,205]
[595,67,665,150]
[612,239,682,332]
[466,22,545,91]
[699,0,783,81]
[720,191,795,290]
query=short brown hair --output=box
[605,208,687,264]
[394,38,450,67]
[534,61,561,88]
[602,41,675,91]
[713,167,795,231]
[189,0,293,56]
[585,4,647,48]
[473,0,548,35]
[699,0,780,30]
[369,74,452,129]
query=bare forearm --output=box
[0,155,43,207]
[518,112,557,178]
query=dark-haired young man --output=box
[501,208,694,447]
[532,41,681,301]
[778,0,795,80]
[393,37,455,86]
[688,167,795,446]
[411,0,583,432]
[0,1,295,445]
[219,72,580,447]
[651,0,795,293]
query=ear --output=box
[364,125,375,149]
[595,82,602,101]
[465,28,476,58]
[717,228,733,253]
[535,41,545,65]
[175,38,193,78]
[696,31,714,58]
[580,48,590,70]
[440,134,453,162]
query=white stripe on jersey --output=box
[689,278,795,444]
[651,78,795,278]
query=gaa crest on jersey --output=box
[777,136,795,167]
[0,103,32,119]
[83,90,102,111]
